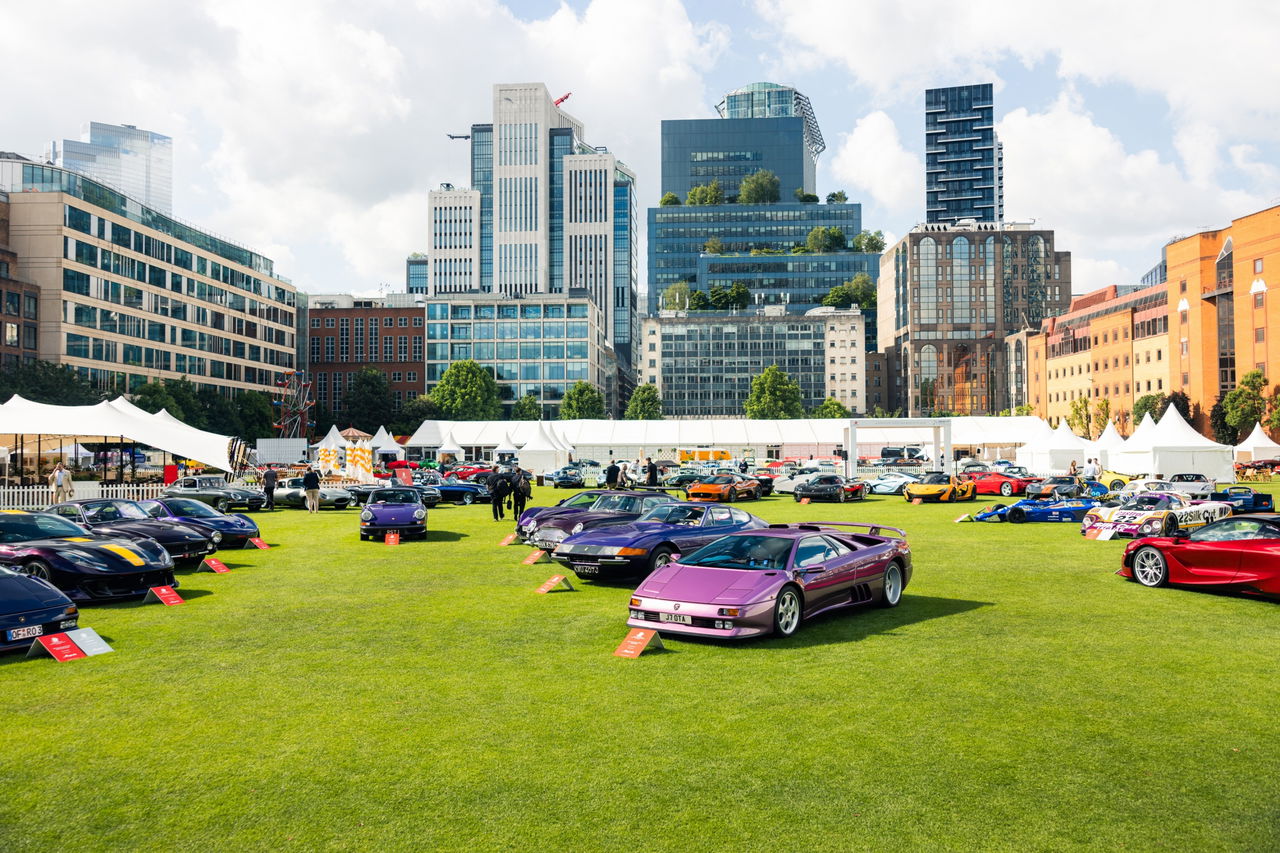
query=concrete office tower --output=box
[426,83,638,366]
[49,122,174,215]
[925,84,1003,225]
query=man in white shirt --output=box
[48,462,72,502]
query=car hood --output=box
[92,520,209,543]
[365,504,423,522]
[0,572,70,610]
[16,535,170,570]
[636,563,782,605]
[540,510,638,531]
[177,515,257,533]
[565,520,676,547]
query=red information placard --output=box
[395,469,414,486]
[249,537,269,550]
[144,585,185,606]
[522,549,547,565]
[614,628,665,658]
[499,533,517,546]
[911,498,923,505]
[30,633,86,662]
[201,557,230,573]
[799,497,811,505]
[535,574,575,594]
[385,532,400,546]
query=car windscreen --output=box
[1046,478,1074,485]
[83,501,150,521]
[1171,474,1206,482]
[639,505,705,525]
[590,495,638,513]
[196,478,229,488]
[1122,494,1171,510]
[922,474,949,485]
[565,493,600,507]
[370,490,419,504]
[679,535,793,570]
[0,514,89,542]
[704,476,733,484]
[165,498,221,517]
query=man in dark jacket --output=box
[604,461,621,489]
[511,468,531,520]
[262,467,278,511]
[302,467,321,513]
[491,474,512,521]
[645,457,658,486]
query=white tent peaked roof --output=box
[1051,420,1093,451]
[495,432,519,454]
[1094,421,1126,450]
[437,429,464,456]
[519,421,560,453]
[370,426,397,451]
[1236,422,1280,456]
[316,424,349,450]
[1127,412,1158,447]
[1145,406,1232,450]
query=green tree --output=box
[1132,393,1165,425]
[821,272,875,312]
[743,365,804,419]
[340,367,395,434]
[870,405,900,418]
[805,226,847,254]
[1161,390,1192,421]
[703,235,725,254]
[236,391,276,439]
[688,289,711,310]
[624,384,663,420]
[433,360,502,420]
[686,179,725,206]
[825,190,848,204]
[0,359,103,406]
[561,381,605,419]
[708,283,730,310]
[811,397,849,418]
[1209,396,1238,444]
[1222,370,1268,432]
[660,281,691,311]
[793,188,820,203]
[659,191,681,207]
[737,170,780,204]
[1014,404,1035,416]
[512,392,541,421]
[166,377,206,429]
[198,387,243,436]
[132,380,182,419]
[1091,397,1111,439]
[726,281,750,309]
[391,393,440,435]
[1066,397,1091,437]
[852,229,886,253]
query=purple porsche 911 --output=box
[626,522,911,639]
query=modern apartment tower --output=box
[925,84,1003,225]
[425,83,638,370]
[48,122,174,214]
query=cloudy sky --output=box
[8,0,1280,297]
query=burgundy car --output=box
[1120,514,1280,596]
[627,522,911,639]
[529,492,677,552]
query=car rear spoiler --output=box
[767,521,907,540]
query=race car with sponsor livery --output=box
[974,497,1102,523]
[1080,491,1234,538]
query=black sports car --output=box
[0,564,80,652]
[162,475,267,512]
[0,511,177,603]
[552,467,585,489]
[793,474,867,503]
[139,498,261,549]
[47,499,219,567]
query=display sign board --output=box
[499,533,517,546]
[1094,528,1115,541]
[521,549,547,565]
[799,497,811,505]
[28,633,85,661]
[144,585,184,606]
[249,537,270,550]
[395,469,414,486]
[385,532,400,546]
[614,628,665,658]
[954,513,972,523]
[200,557,230,573]
[535,574,575,594]
[64,628,113,656]
[911,498,923,505]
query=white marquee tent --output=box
[1093,422,1127,467]
[1108,407,1235,482]
[1234,422,1280,461]
[1014,421,1094,474]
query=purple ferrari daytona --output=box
[627,522,911,639]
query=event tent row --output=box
[0,395,240,472]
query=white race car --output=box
[1081,491,1233,538]
[1166,473,1217,498]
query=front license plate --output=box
[572,563,599,575]
[659,612,691,625]
[6,625,43,641]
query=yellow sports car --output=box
[1099,470,1139,492]
[903,472,976,503]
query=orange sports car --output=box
[686,474,760,502]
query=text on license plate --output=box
[6,625,43,641]
[659,612,692,625]
[572,563,599,575]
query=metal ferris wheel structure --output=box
[271,370,315,440]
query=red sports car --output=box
[964,470,1043,497]
[1119,514,1280,596]
[450,464,493,481]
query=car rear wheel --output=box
[1110,479,1125,491]
[1161,515,1178,537]
[22,559,53,582]
[1008,506,1027,523]
[215,498,230,512]
[878,562,903,607]
[1132,546,1169,587]
[650,546,675,572]
[461,493,474,506]
[1000,482,1013,497]
[773,586,802,637]
[837,488,846,503]
[726,490,735,503]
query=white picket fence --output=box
[0,482,167,510]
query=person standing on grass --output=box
[262,466,278,511]
[645,457,658,487]
[511,468,531,521]
[605,460,620,489]
[303,466,321,513]
[491,473,511,521]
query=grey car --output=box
[273,477,354,509]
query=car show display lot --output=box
[2,489,1278,851]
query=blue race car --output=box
[139,497,261,549]
[359,487,428,540]
[1210,485,1275,514]
[975,498,1102,523]
[549,500,767,581]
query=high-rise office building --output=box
[406,254,428,294]
[48,122,174,214]
[425,83,638,371]
[925,84,1003,225]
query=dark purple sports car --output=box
[516,490,616,543]
[0,564,80,652]
[528,491,678,552]
[551,501,767,580]
[359,487,428,540]
[48,499,219,567]
[627,522,911,639]
[139,498,261,549]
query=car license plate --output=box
[6,625,43,641]
[659,612,691,625]
[572,563,599,575]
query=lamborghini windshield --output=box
[679,534,793,570]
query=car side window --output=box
[1191,518,1266,542]
[180,478,196,488]
[795,537,831,568]
[729,507,750,524]
[821,535,851,556]
[140,501,164,518]
[55,505,80,519]
[708,506,733,526]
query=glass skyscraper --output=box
[50,122,174,215]
[925,84,1003,224]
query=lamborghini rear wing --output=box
[768,521,907,540]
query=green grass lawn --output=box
[2,488,1278,851]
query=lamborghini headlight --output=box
[572,523,584,535]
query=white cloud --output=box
[829,111,923,215]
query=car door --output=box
[794,535,859,612]
[1165,518,1260,582]
[1226,520,1280,584]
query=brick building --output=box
[0,189,41,368]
